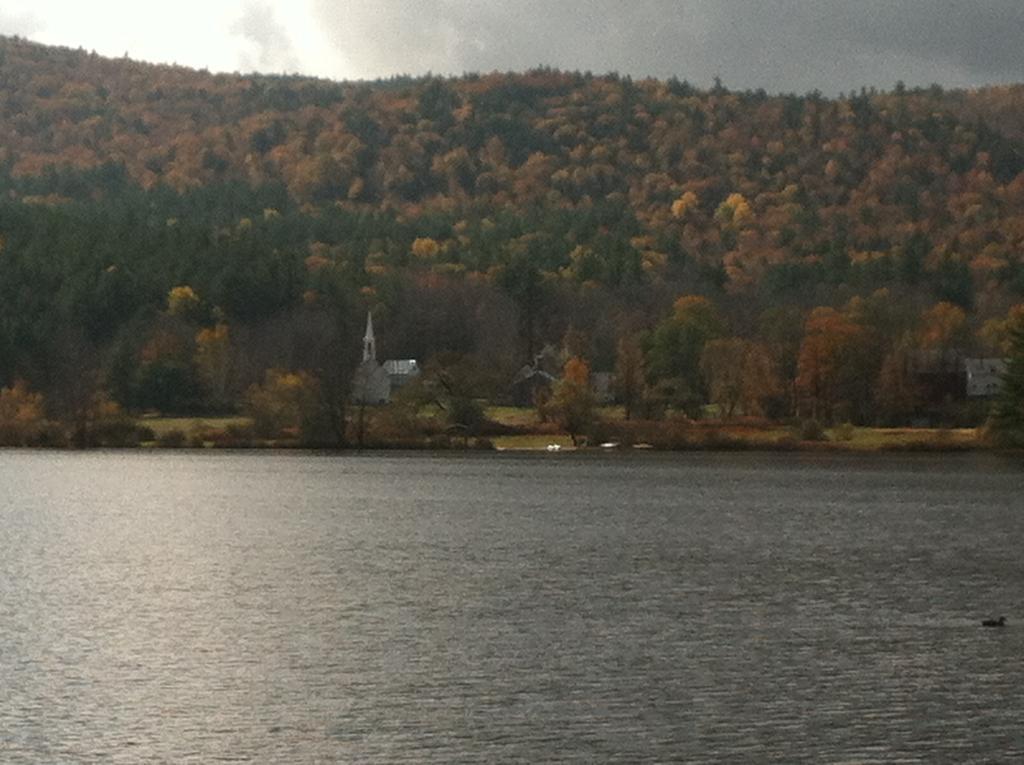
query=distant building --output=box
[532,344,564,377]
[964,358,1007,398]
[383,358,421,391]
[508,344,564,405]
[510,364,557,406]
[508,347,614,406]
[352,312,391,404]
[351,312,420,404]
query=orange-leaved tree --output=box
[795,307,867,422]
[245,369,323,442]
[700,338,781,418]
[0,380,47,446]
[551,356,596,446]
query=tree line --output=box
[1,36,1024,445]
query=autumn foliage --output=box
[0,381,48,445]
[1,36,1023,434]
[550,357,596,445]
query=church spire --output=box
[362,311,377,362]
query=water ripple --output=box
[1,450,1022,762]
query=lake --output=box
[1,449,1022,762]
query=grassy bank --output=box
[141,416,252,438]
[126,410,984,453]
[484,409,983,452]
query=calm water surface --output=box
[1,449,1022,762]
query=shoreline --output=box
[0,434,1001,455]
[1,410,1002,454]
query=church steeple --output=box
[362,311,377,362]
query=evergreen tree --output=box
[990,320,1024,447]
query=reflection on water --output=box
[1,450,1023,762]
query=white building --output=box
[352,312,391,404]
[383,359,421,390]
[351,312,421,404]
[964,358,1007,398]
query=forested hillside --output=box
[2,35,1024,443]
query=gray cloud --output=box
[233,1,300,74]
[312,0,1024,92]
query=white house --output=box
[964,358,1007,398]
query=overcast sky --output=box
[2,1,1023,94]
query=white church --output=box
[352,312,420,404]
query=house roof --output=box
[964,358,1007,376]
[512,365,557,385]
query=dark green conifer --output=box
[990,320,1024,447]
